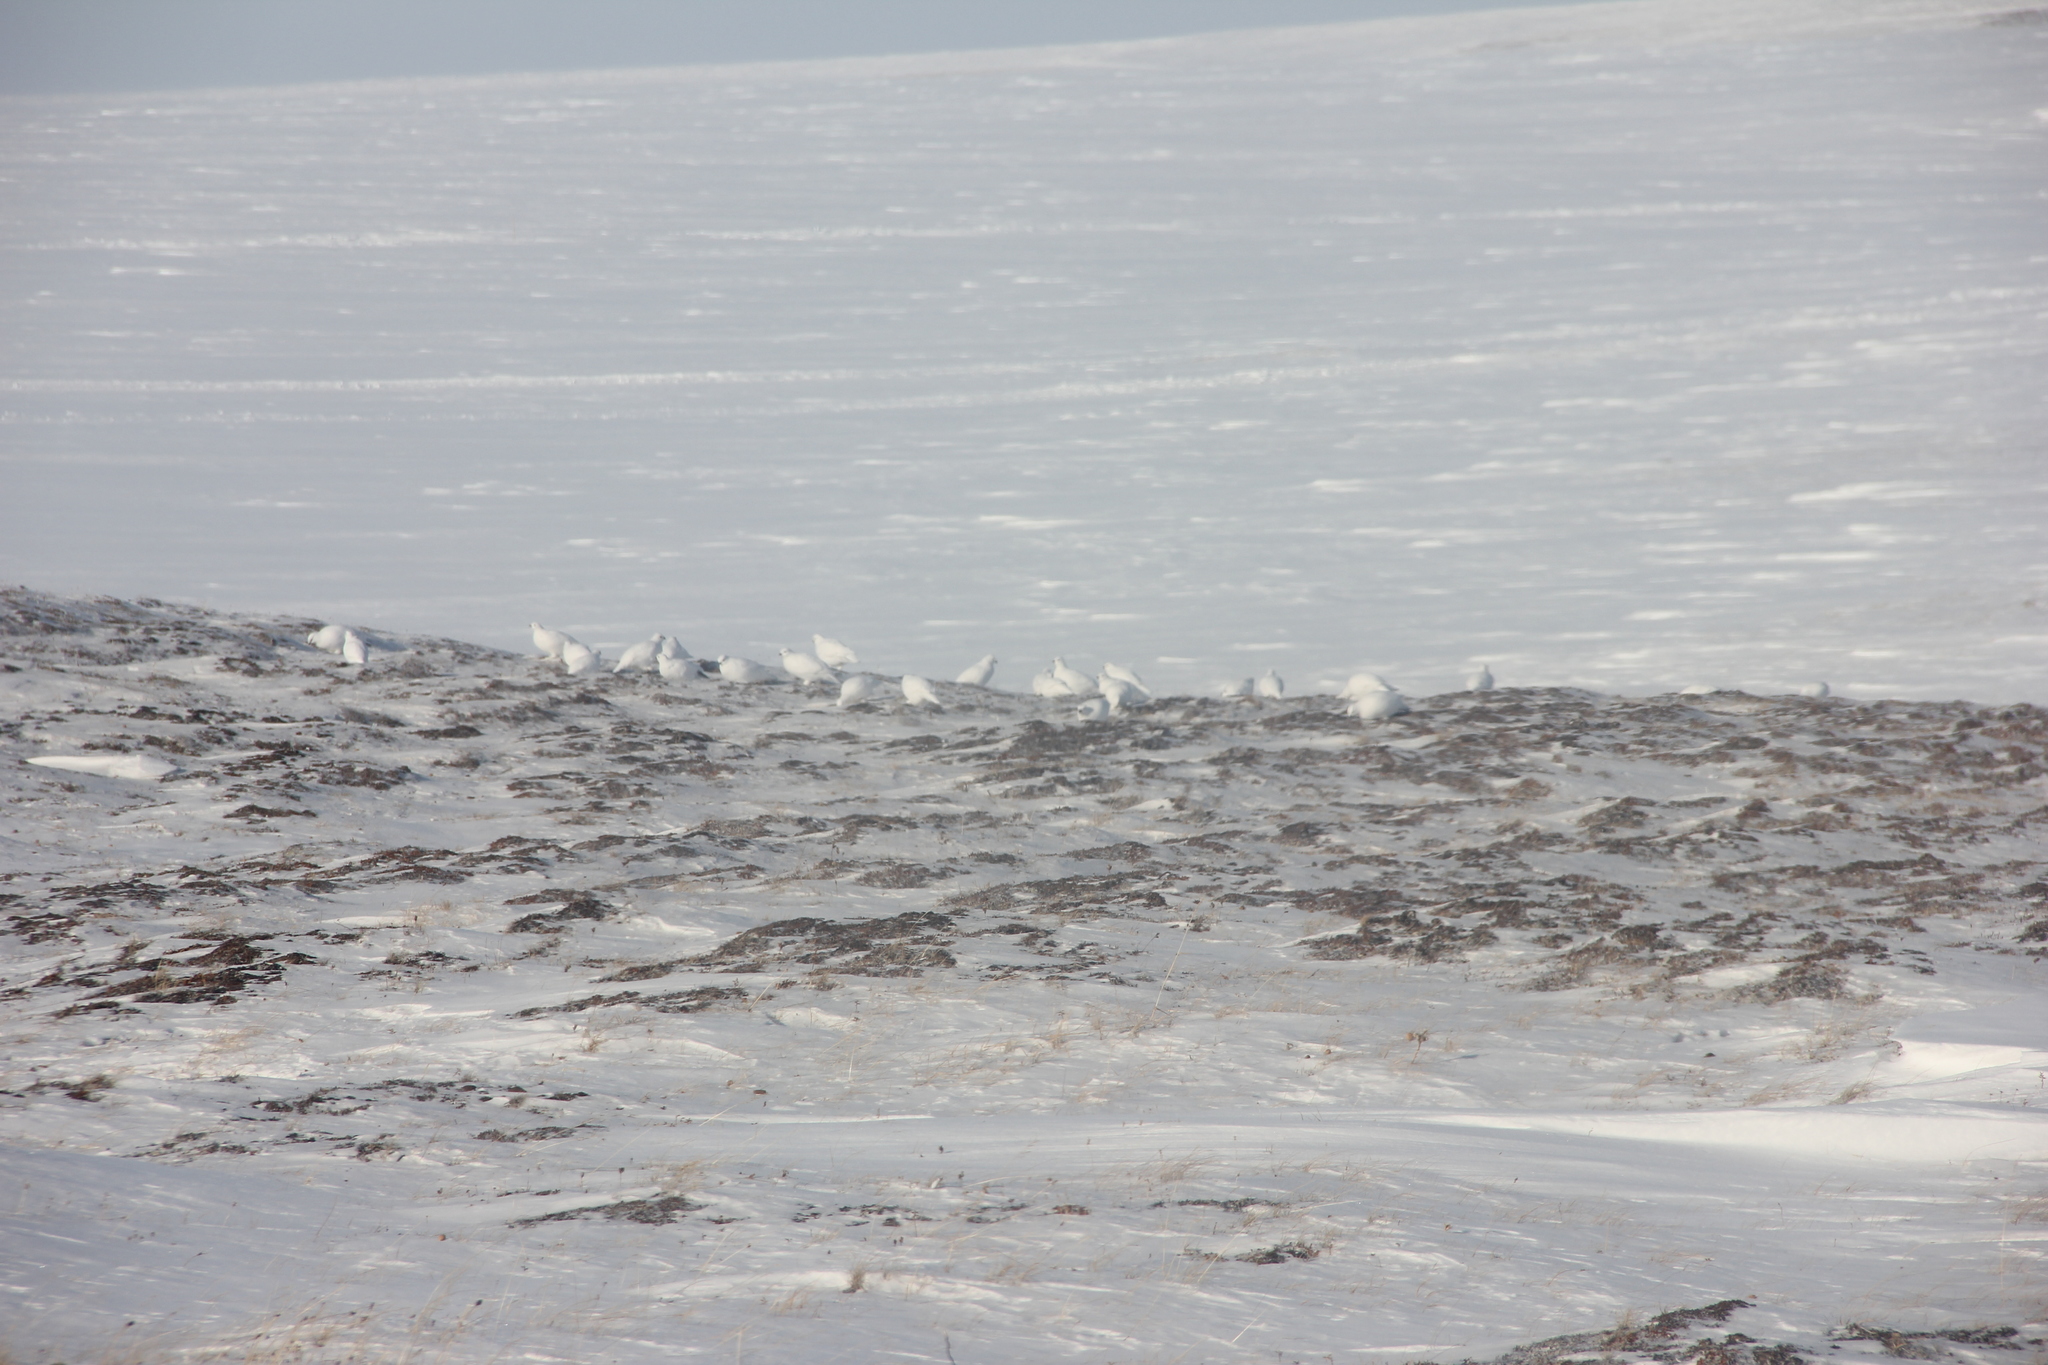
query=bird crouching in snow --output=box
[901,675,940,707]
[614,635,664,673]
[956,654,997,687]
[1338,672,1394,699]
[1098,674,1142,712]
[1254,669,1285,699]
[307,624,349,653]
[717,656,780,685]
[657,653,701,682]
[340,630,370,666]
[1050,657,1095,696]
[1074,698,1112,721]
[561,640,601,676]
[1101,663,1151,699]
[812,634,859,669]
[779,648,840,686]
[530,622,574,659]
[1465,665,1494,692]
[1352,689,1409,721]
[838,674,887,708]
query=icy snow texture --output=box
[24,752,177,781]
[0,0,2042,701]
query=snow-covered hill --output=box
[3,0,2044,701]
[2,588,2042,1363]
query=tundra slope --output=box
[1,590,2043,1364]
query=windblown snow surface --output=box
[1,589,2044,1364]
[1,0,2044,701]
[2,1,2047,1362]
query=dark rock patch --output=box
[510,985,744,1017]
[697,911,958,976]
[513,1194,702,1227]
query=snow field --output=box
[0,590,2042,1362]
[1,0,2044,701]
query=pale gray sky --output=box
[0,0,1607,96]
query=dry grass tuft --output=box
[650,1159,714,1195]
[2004,1191,2048,1224]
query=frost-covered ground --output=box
[0,589,2043,1363]
[2,0,2045,701]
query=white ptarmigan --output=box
[901,675,940,707]
[1101,663,1152,699]
[1254,669,1285,699]
[1465,666,1495,692]
[307,624,348,654]
[1339,672,1394,699]
[1050,657,1095,696]
[838,674,887,707]
[1797,682,1831,698]
[614,636,663,673]
[657,653,700,682]
[1031,670,1068,698]
[1353,690,1410,721]
[1098,674,1142,712]
[531,623,574,660]
[956,655,997,687]
[657,636,691,661]
[561,640,601,676]
[341,630,370,667]
[812,635,859,669]
[1219,678,1253,699]
[1074,698,1112,721]
[717,655,779,685]
[779,648,840,686]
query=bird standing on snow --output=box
[561,640,601,676]
[838,674,886,707]
[812,635,859,669]
[901,675,940,707]
[956,654,997,687]
[1339,672,1394,699]
[614,635,664,673]
[717,655,779,685]
[1031,670,1068,698]
[1353,690,1409,721]
[1098,674,1142,712]
[531,623,573,659]
[1465,666,1494,692]
[657,653,700,682]
[1075,698,1112,721]
[1050,657,1095,696]
[307,624,348,653]
[1254,669,1285,699]
[341,630,369,666]
[780,648,840,686]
